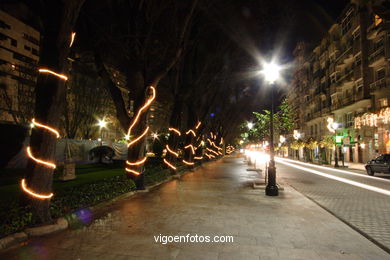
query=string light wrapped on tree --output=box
[125,86,156,176]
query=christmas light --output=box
[182,159,194,166]
[38,69,68,81]
[127,86,156,137]
[70,32,76,47]
[206,147,219,156]
[168,128,181,136]
[186,129,196,137]
[205,153,212,159]
[125,168,141,175]
[163,158,177,170]
[195,121,201,129]
[21,179,53,199]
[126,157,147,166]
[166,144,179,157]
[194,156,203,160]
[27,146,56,169]
[185,144,195,155]
[127,127,149,147]
[293,130,301,140]
[31,119,60,138]
[355,107,390,129]
[125,86,156,176]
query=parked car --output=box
[365,154,390,176]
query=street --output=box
[275,157,390,252]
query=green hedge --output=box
[0,174,136,237]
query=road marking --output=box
[277,157,390,184]
[277,159,390,197]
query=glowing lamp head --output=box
[261,62,281,84]
[124,135,130,140]
[98,119,107,128]
[152,133,159,139]
[332,122,339,130]
[247,122,253,129]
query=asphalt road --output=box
[275,157,390,253]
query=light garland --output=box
[166,144,179,157]
[206,147,219,156]
[127,127,149,147]
[168,127,181,136]
[327,118,335,133]
[38,69,68,81]
[194,156,203,160]
[125,86,156,176]
[31,118,60,138]
[182,159,195,166]
[355,107,390,129]
[125,168,141,175]
[184,144,195,155]
[69,32,76,47]
[195,121,201,129]
[27,146,56,169]
[163,158,177,170]
[126,157,147,166]
[21,179,53,199]
[186,129,196,137]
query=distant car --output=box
[365,154,390,176]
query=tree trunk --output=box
[25,0,85,224]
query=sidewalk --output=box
[0,156,388,259]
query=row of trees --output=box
[18,0,265,225]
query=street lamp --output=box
[97,119,107,145]
[260,61,281,196]
[327,117,339,167]
[247,122,254,130]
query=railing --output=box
[370,78,387,90]
[369,46,385,64]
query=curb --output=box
[0,159,215,251]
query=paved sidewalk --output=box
[1,156,388,259]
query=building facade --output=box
[0,9,39,125]
[287,2,390,164]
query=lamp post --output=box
[97,119,107,146]
[261,62,281,196]
[332,122,339,167]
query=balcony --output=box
[370,78,387,90]
[369,46,385,66]
[342,96,354,106]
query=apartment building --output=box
[0,9,39,124]
[287,2,390,164]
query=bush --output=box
[0,174,136,238]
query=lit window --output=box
[374,14,383,26]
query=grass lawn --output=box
[0,163,125,203]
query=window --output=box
[378,98,388,108]
[355,55,361,67]
[346,112,353,128]
[341,10,353,34]
[377,68,385,80]
[0,20,11,29]
[10,38,17,47]
[311,125,314,135]
[315,124,318,135]
[330,73,338,84]
[32,48,38,56]
[24,45,31,51]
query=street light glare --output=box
[261,62,281,84]
[247,122,253,129]
[98,119,107,128]
[332,122,339,130]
